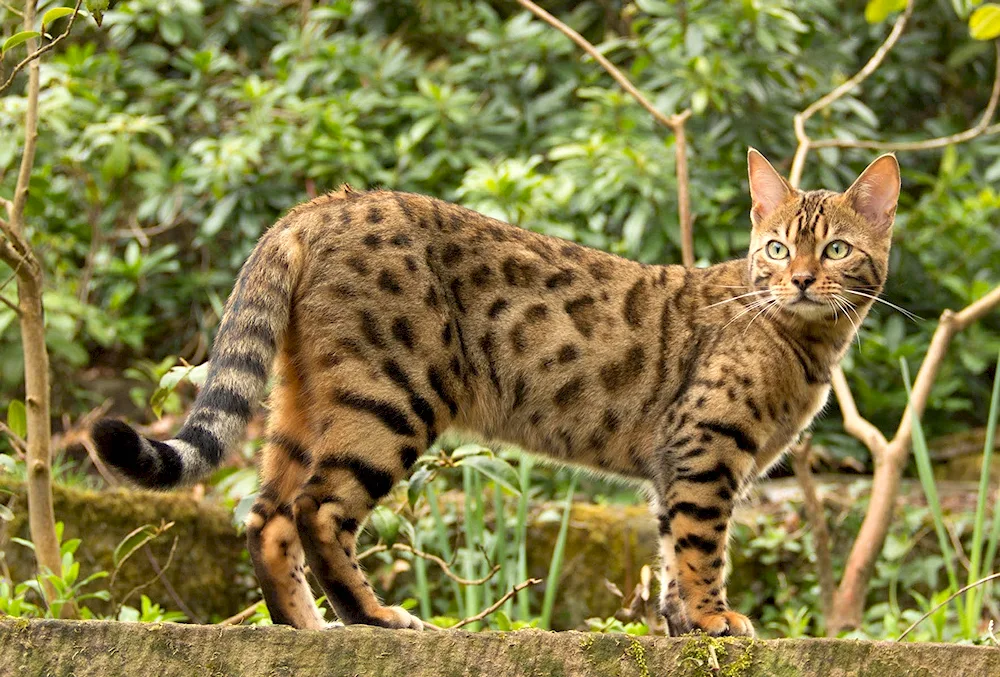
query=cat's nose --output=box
[791,273,816,291]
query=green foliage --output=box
[0,1,994,467]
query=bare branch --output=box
[831,366,889,455]
[450,578,543,630]
[789,0,914,187]
[0,0,84,98]
[897,572,1000,641]
[514,0,695,266]
[789,435,835,621]
[811,41,1000,152]
[357,542,501,587]
[0,420,27,457]
[515,0,690,132]
[218,601,263,626]
[829,284,1000,632]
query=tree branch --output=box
[789,435,835,622]
[789,0,914,187]
[829,284,1000,633]
[0,0,84,97]
[357,542,502,587]
[811,40,1000,152]
[514,0,695,266]
[450,578,542,630]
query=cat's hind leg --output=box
[245,366,326,629]
[293,367,445,629]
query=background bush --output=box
[0,0,998,469]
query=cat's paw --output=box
[380,605,424,630]
[692,610,755,637]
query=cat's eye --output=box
[824,240,852,260]
[765,241,789,260]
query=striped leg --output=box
[245,371,325,628]
[667,438,756,637]
[657,523,691,636]
[293,370,440,629]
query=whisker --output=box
[704,290,771,309]
[722,298,773,331]
[843,289,922,321]
[743,299,777,336]
[833,294,863,348]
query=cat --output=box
[92,149,899,636]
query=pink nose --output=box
[791,273,816,291]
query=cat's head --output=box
[745,149,899,321]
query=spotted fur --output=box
[92,152,900,636]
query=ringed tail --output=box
[92,225,303,489]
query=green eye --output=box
[824,240,851,260]
[765,241,789,259]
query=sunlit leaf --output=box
[7,400,26,439]
[2,31,40,54]
[41,7,76,26]
[457,455,521,496]
[970,4,1000,39]
[865,0,907,23]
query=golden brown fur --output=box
[92,151,900,636]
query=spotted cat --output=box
[92,150,899,636]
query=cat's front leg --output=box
[658,419,758,637]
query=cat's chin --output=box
[779,297,837,322]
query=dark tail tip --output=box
[91,418,183,488]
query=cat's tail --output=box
[91,225,304,489]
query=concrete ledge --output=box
[2,618,999,677]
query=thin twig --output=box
[141,541,203,623]
[219,600,263,626]
[0,421,27,458]
[0,0,84,97]
[513,0,695,264]
[450,578,543,630]
[814,41,1000,152]
[789,435,835,622]
[115,536,180,614]
[789,0,914,186]
[514,0,690,132]
[357,542,501,586]
[0,292,19,315]
[897,572,1000,641]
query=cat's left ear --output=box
[843,154,900,231]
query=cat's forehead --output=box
[761,189,848,241]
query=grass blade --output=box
[973,349,1000,624]
[426,483,465,618]
[901,358,962,626]
[539,473,576,630]
[515,455,534,620]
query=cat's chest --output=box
[757,382,832,472]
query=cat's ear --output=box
[747,148,793,226]
[843,154,900,231]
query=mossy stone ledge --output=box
[2,618,999,677]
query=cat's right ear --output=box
[747,148,792,227]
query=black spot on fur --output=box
[557,345,579,363]
[545,269,574,289]
[553,377,585,409]
[360,310,386,349]
[471,264,493,287]
[525,303,548,322]
[502,257,537,287]
[488,298,509,318]
[623,278,648,328]
[599,345,645,393]
[565,295,599,338]
[335,391,415,437]
[391,317,415,351]
[442,242,463,266]
[379,270,402,294]
[362,232,382,249]
[367,207,384,225]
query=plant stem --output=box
[515,455,534,620]
[540,474,576,630]
[971,349,1000,626]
